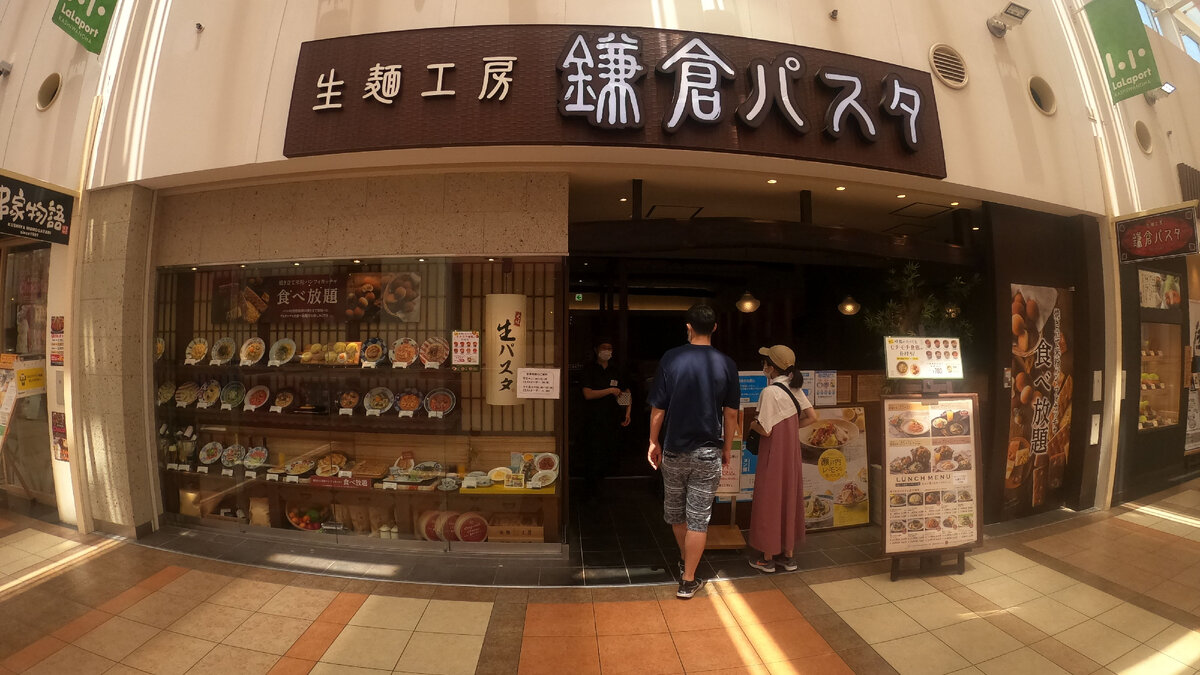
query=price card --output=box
[245,471,257,480]
[362,361,376,369]
[339,408,353,416]
[243,403,255,412]
[429,410,444,419]
[269,406,283,414]
[220,403,233,411]
[197,466,209,474]
[381,481,398,490]
[398,410,414,418]
[166,463,178,471]
[184,426,195,438]
[197,400,212,410]
[268,358,283,367]
[221,468,234,477]
[184,357,198,366]
[338,470,353,478]
[425,361,440,370]
[266,473,280,482]
[285,475,299,483]
[366,409,381,417]
[393,361,409,369]
[240,358,254,367]
[176,401,188,408]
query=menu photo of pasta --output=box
[883,396,981,555]
[800,407,869,531]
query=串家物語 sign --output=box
[284,25,945,179]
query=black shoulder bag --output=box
[744,383,804,455]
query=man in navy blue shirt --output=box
[647,304,740,599]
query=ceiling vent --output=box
[929,44,968,89]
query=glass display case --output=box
[1139,322,1182,430]
[152,258,564,550]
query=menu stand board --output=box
[881,394,982,580]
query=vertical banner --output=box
[1085,0,1162,103]
[1186,301,1200,451]
[51,411,68,461]
[1005,285,1074,518]
[801,408,869,531]
[484,294,526,406]
[52,0,119,54]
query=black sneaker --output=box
[678,559,685,576]
[676,577,706,599]
[749,558,776,573]
[775,556,799,572]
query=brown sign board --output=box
[284,25,946,178]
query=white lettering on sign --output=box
[422,63,456,97]
[479,57,516,101]
[882,73,923,151]
[558,31,645,129]
[363,63,402,104]
[738,52,808,132]
[658,37,735,133]
[313,69,345,110]
[817,67,877,141]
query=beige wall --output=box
[153,172,569,267]
[77,184,156,536]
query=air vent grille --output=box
[929,44,968,89]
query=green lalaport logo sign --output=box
[1085,0,1162,103]
[52,0,117,54]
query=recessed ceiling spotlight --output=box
[488,258,495,262]
[418,258,425,262]
[239,264,246,268]
[352,259,361,264]
[767,179,778,184]
[293,262,300,266]
[619,197,627,202]
[896,194,907,198]
[835,186,846,191]
[972,226,980,231]
[950,201,960,206]
[190,267,197,271]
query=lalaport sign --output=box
[284,25,946,178]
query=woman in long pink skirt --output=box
[748,345,817,573]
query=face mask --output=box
[598,350,613,361]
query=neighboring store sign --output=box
[1085,0,1163,103]
[882,395,982,555]
[52,0,118,54]
[1005,285,1075,518]
[484,294,527,405]
[0,170,74,246]
[802,407,869,531]
[885,336,964,379]
[1116,201,1199,263]
[284,25,946,178]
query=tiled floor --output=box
[1,479,1200,672]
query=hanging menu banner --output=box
[0,170,75,245]
[484,294,527,406]
[882,395,981,555]
[885,336,963,379]
[284,25,946,178]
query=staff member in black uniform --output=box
[580,338,631,502]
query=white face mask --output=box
[598,350,613,361]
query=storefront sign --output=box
[285,25,945,178]
[452,330,480,371]
[1005,285,1074,518]
[52,0,118,54]
[885,336,963,379]
[1085,0,1163,103]
[51,411,67,461]
[0,170,74,245]
[1116,202,1199,263]
[802,407,870,531]
[516,368,560,399]
[484,294,527,405]
[883,395,981,555]
[49,315,64,367]
[813,370,838,407]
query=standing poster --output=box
[484,294,526,406]
[883,395,981,554]
[49,315,64,367]
[801,407,870,531]
[51,411,67,461]
[1005,285,1074,517]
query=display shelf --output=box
[157,407,457,434]
[159,467,555,498]
[157,362,459,377]
[458,485,557,496]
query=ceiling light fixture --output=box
[766,178,778,184]
[972,225,980,231]
[987,2,1031,38]
[190,267,197,271]
[293,262,300,266]
[418,258,425,262]
[736,291,761,313]
[950,201,960,206]
[352,259,361,264]
[619,197,627,202]
[896,194,907,199]
[835,186,846,191]
[838,296,861,316]
[240,264,246,268]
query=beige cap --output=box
[758,345,796,369]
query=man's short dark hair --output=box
[594,337,614,349]
[686,304,717,335]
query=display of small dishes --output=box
[174,381,200,406]
[184,337,208,363]
[397,389,422,413]
[244,446,268,470]
[361,338,386,366]
[244,385,270,410]
[529,470,557,488]
[284,458,315,475]
[534,453,559,473]
[155,337,165,361]
[437,477,461,491]
[198,442,224,465]
[424,388,456,415]
[365,387,395,413]
[382,272,422,320]
[471,477,494,488]
[199,379,222,406]
[488,466,513,482]
[420,336,450,367]
[210,337,236,363]
[391,338,418,367]
[314,459,340,477]
[156,381,175,405]
[274,390,297,410]
[413,461,443,479]
[222,444,247,468]
[240,337,266,365]
[220,382,246,408]
[270,338,297,364]
[338,391,360,410]
[286,503,328,531]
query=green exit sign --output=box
[574,293,583,301]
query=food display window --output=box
[152,259,564,550]
[1139,322,1182,430]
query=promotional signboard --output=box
[801,407,870,531]
[484,294,527,406]
[1116,201,1199,263]
[52,0,118,54]
[882,395,981,555]
[1085,0,1163,103]
[885,336,964,379]
[0,170,75,245]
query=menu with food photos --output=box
[882,395,982,555]
[801,407,870,531]
[885,336,964,379]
